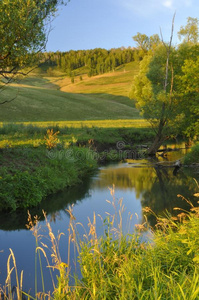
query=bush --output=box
[184,143,199,164]
[0,147,97,211]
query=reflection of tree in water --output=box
[139,167,199,226]
[0,177,92,231]
[94,163,199,227]
[95,164,149,190]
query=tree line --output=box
[42,47,141,77]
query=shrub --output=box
[184,143,199,164]
[0,147,97,211]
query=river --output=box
[0,145,198,295]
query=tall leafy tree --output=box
[131,16,199,154]
[130,45,181,155]
[0,0,69,96]
[130,15,179,155]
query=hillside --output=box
[0,61,141,123]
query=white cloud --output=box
[163,0,173,8]
[114,0,193,15]
[163,0,192,9]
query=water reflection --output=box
[94,163,198,224]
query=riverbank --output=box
[0,123,156,211]
[0,123,196,212]
[0,146,97,211]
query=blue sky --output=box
[46,0,199,52]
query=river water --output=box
[0,146,198,295]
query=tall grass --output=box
[0,122,154,152]
[63,185,199,300]
[1,184,199,299]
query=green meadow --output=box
[0,62,142,123]
[0,61,153,149]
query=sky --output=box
[46,0,199,52]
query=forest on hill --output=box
[42,47,140,77]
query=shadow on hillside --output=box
[0,87,140,122]
[17,76,60,90]
[78,93,136,108]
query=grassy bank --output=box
[48,187,199,299]
[0,122,155,211]
[0,122,153,148]
[0,146,97,211]
[64,198,199,300]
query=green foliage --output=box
[0,171,44,211]
[183,143,199,164]
[42,47,136,77]
[0,0,68,82]
[176,48,199,137]
[0,123,63,136]
[0,146,97,211]
[130,54,153,113]
[130,46,178,138]
[130,29,199,148]
[132,32,160,54]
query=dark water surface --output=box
[0,146,198,295]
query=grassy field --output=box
[0,119,149,129]
[0,62,142,123]
[58,61,140,97]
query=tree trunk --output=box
[147,135,165,156]
[146,15,175,157]
[146,118,166,156]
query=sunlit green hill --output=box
[0,61,141,123]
